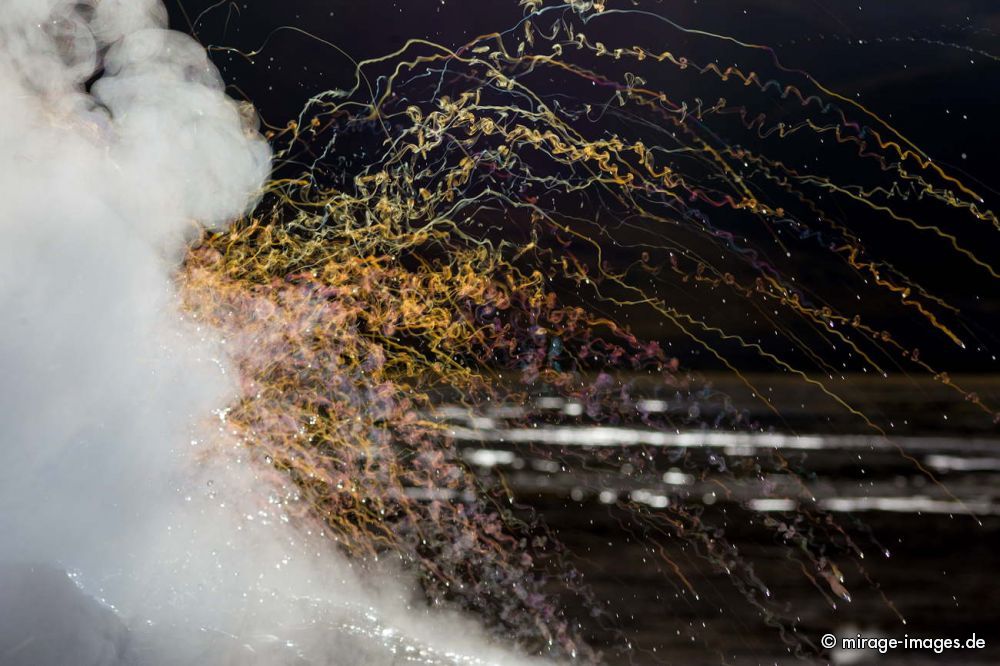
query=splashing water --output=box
[177,0,998,661]
[3,0,998,664]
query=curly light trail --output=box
[179,1,998,661]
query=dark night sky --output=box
[165,0,1000,183]
[164,1,1000,373]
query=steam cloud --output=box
[0,2,537,664]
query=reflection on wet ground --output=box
[442,375,1000,664]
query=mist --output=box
[0,2,537,664]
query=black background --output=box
[164,0,1000,377]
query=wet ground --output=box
[450,374,1000,665]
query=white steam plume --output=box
[0,2,539,664]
